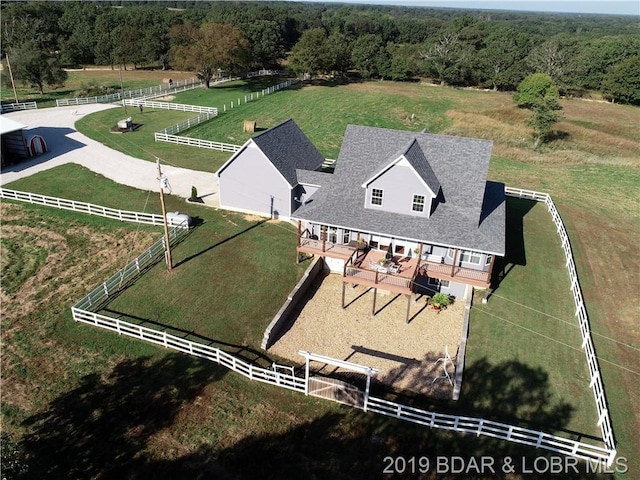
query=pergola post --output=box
[405,294,411,323]
[304,355,310,396]
[364,368,372,412]
[372,288,377,315]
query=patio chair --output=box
[388,263,401,274]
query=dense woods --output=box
[1,1,638,103]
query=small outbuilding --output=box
[0,116,30,167]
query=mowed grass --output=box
[464,199,599,437]
[5,73,640,476]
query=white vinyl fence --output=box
[1,101,38,113]
[56,77,203,107]
[153,133,240,152]
[153,79,298,152]
[73,224,190,312]
[505,186,616,463]
[65,186,616,468]
[123,99,217,114]
[0,188,168,226]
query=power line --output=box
[486,291,640,352]
[472,307,640,377]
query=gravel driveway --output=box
[1,105,219,207]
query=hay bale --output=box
[243,120,257,133]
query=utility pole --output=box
[5,54,20,104]
[157,158,173,271]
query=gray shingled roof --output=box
[251,118,325,187]
[292,125,505,255]
[296,169,333,187]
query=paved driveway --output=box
[1,104,220,207]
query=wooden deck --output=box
[297,238,355,260]
[298,239,490,291]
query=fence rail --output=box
[155,111,218,136]
[154,133,240,152]
[0,188,169,226]
[73,224,190,312]
[505,186,616,463]
[1,101,38,113]
[56,77,202,107]
[365,396,611,464]
[123,99,217,114]
[153,79,297,150]
[72,308,306,393]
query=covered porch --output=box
[296,222,494,295]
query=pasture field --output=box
[2,72,638,478]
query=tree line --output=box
[1,1,638,104]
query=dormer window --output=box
[371,188,383,206]
[412,194,425,212]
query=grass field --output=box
[2,72,639,478]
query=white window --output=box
[447,248,455,259]
[460,250,482,265]
[412,194,425,212]
[343,230,351,244]
[428,277,450,288]
[485,254,492,266]
[371,188,383,206]
[328,226,337,243]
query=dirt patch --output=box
[268,273,464,398]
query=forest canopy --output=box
[1,1,638,103]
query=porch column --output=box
[450,248,459,278]
[321,225,327,253]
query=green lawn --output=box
[4,76,639,477]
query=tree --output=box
[288,27,327,77]
[514,73,562,149]
[351,34,389,79]
[419,33,468,86]
[170,23,250,88]
[602,56,640,105]
[243,20,286,69]
[9,41,67,95]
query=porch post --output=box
[451,248,459,278]
[321,225,326,253]
[486,254,496,285]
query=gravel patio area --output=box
[269,272,466,398]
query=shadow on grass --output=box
[173,218,268,269]
[16,354,612,479]
[20,353,226,480]
[101,308,277,369]
[490,197,537,296]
